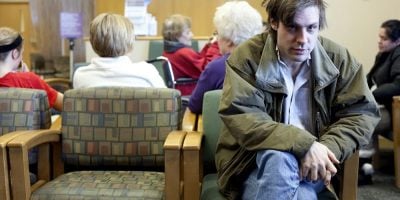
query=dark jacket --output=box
[367,45,400,110]
[216,32,381,199]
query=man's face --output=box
[273,6,320,66]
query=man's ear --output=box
[270,20,278,31]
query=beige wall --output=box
[0,1,32,66]
[1,0,400,73]
[321,0,400,73]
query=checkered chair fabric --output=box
[0,88,51,133]
[31,87,181,199]
[0,88,51,200]
[0,88,51,163]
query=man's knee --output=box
[256,149,299,171]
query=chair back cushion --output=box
[0,88,51,134]
[146,57,174,88]
[202,90,223,168]
[61,87,181,168]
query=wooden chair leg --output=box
[392,96,400,188]
[340,151,359,200]
[372,135,380,170]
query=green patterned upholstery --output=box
[0,88,51,133]
[32,87,181,199]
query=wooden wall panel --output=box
[0,2,33,67]
[94,0,125,16]
[30,0,94,70]
[91,0,268,37]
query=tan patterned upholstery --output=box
[0,88,51,200]
[0,88,51,133]
[30,87,182,199]
[31,171,165,199]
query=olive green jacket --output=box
[216,32,380,199]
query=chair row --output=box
[0,87,383,200]
[0,87,187,199]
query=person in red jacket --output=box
[162,14,221,96]
[0,27,63,111]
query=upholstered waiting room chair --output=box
[8,87,185,200]
[182,90,360,200]
[0,88,56,200]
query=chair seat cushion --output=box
[201,174,225,200]
[31,171,165,199]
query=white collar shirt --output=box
[277,50,313,132]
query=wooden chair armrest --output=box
[7,129,60,149]
[164,131,187,200]
[183,131,203,200]
[7,129,61,200]
[340,150,359,200]
[164,130,187,150]
[0,131,41,200]
[50,115,62,130]
[44,77,71,84]
[197,114,203,132]
[182,108,198,131]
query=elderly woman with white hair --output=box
[188,1,263,113]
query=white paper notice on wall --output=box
[125,0,156,36]
[60,12,83,39]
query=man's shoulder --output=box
[318,36,360,68]
[318,36,350,58]
[228,33,267,67]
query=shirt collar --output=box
[275,46,311,67]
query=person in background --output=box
[215,0,380,199]
[0,26,64,184]
[360,19,400,184]
[188,1,263,113]
[0,27,63,111]
[162,14,221,96]
[73,13,166,89]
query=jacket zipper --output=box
[316,111,321,139]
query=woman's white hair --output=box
[213,1,263,46]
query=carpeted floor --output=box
[358,147,400,200]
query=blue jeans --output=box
[242,150,325,200]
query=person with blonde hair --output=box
[188,1,263,113]
[73,13,166,89]
[162,14,221,95]
[0,27,63,111]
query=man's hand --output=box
[300,141,340,185]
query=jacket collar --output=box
[163,40,187,53]
[256,34,339,92]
